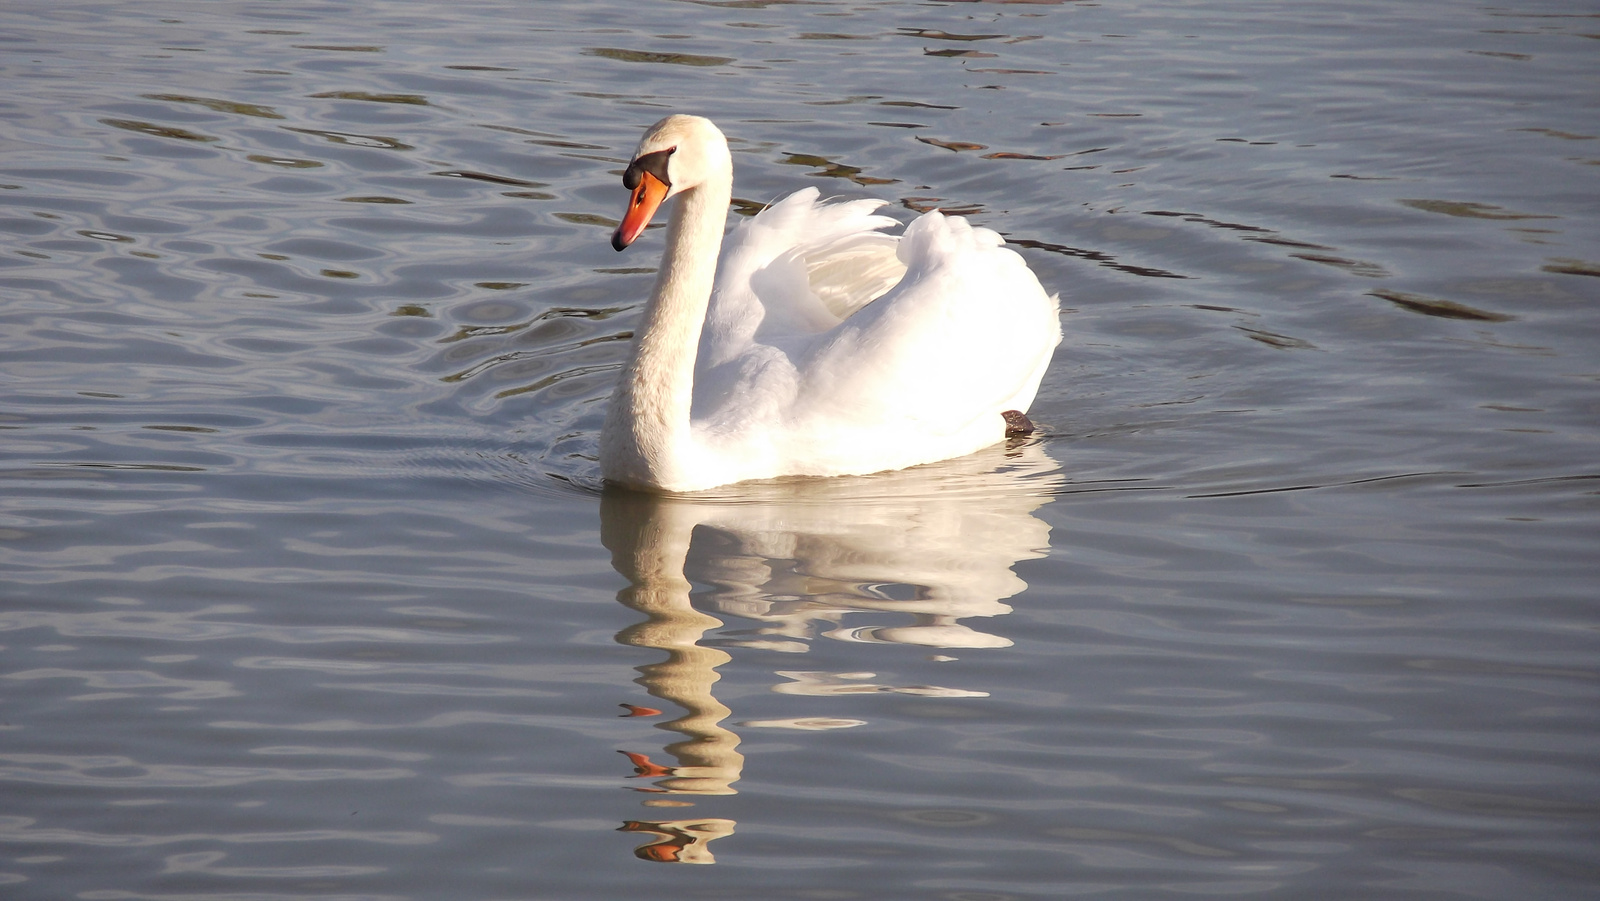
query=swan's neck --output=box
[602,175,731,489]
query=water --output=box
[2,0,1597,897]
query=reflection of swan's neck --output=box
[617,601,742,795]
[606,492,744,796]
[601,174,731,487]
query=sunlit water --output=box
[3,0,1598,897]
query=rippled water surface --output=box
[3,0,1598,897]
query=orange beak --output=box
[612,170,669,251]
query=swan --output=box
[601,114,1061,492]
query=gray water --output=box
[2,0,1597,897]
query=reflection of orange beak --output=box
[612,171,669,251]
[620,750,673,778]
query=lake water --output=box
[2,0,1597,897]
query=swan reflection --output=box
[601,440,1061,862]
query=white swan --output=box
[601,114,1061,492]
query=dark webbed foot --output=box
[1001,409,1035,437]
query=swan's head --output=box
[612,115,730,251]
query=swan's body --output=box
[601,115,1061,492]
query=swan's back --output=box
[688,189,1061,486]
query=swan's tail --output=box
[865,207,1062,418]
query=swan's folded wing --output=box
[700,188,902,368]
[800,230,905,323]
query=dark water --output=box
[2,0,1597,897]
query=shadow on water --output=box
[598,441,1061,862]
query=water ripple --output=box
[0,756,413,789]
